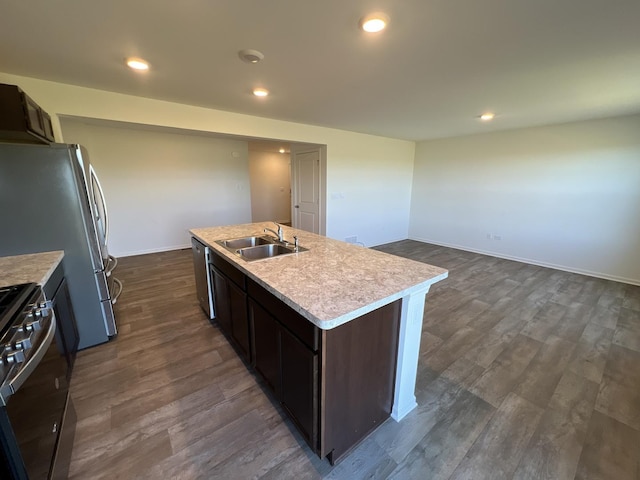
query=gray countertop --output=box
[190,222,448,330]
[0,251,65,288]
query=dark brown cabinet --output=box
[211,267,231,332]
[209,250,251,362]
[51,278,80,378]
[0,83,55,144]
[43,261,80,378]
[194,238,401,465]
[280,327,318,446]
[250,299,280,393]
[249,296,319,448]
[229,281,250,357]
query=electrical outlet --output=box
[493,235,502,241]
[345,236,357,243]
[486,233,492,239]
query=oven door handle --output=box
[0,315,57,405]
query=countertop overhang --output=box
[190,223,448,330]
[0,251,65,288]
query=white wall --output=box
[248,149,291,224]
[410,114,640,284]
[0,72,415,247]
[60,119,251,256]
[328,140,415,246]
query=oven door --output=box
[2,315,75,480]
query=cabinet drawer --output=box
[247,277,318,352]
[210,249,246,290]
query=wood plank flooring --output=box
[67,241,640,479]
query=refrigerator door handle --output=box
[111,278,123,305]
[90,164,109,244]
[71,145,103,272]
[105,255,118,276]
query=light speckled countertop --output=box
[0,251,64,288]
[190,223,448,330]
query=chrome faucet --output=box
[264,222,284,243]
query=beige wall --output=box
[248,148,291,224]
[0,72,415,247]
[60,118,251,256]
[410,114,640,284]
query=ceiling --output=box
[1,0,639,141]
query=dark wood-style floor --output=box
[67,241,640,479]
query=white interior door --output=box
[291,146,322,234]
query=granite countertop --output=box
[0,251,65,288]
[190,222,448,330]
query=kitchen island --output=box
[190,222,447,463]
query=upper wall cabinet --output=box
[0,83,55,144]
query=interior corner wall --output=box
[60,118,251,256]
[409,114,640,284]
[0,72,415,248]
[248,150,291,224]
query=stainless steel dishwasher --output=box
[191,237,215,319]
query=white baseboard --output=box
[408,235,640,286]
[369,236,412,248]
[114,243,191,258]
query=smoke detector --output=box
[238,49,264,64]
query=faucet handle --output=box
[275,222,284,241]
[293,236,299,251]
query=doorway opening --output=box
[249,141,325,234]
[248,141,292,226]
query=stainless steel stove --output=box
[0,283,75,480]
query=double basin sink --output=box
[215,235,308,262]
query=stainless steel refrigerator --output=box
[0,142,121,349]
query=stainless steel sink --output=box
[216,235,308,261]
[216,236,273,249]
[237,243,294,260]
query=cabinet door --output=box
[52,277,79,378]
[211,266,231,334]
[250,299,280,394]
[229,281,250,361]
[23,93,46,138]
[280,327,318,448]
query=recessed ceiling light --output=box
[279,148,285,154]
[479,112,496,121]
[360,13,389,33]
[239,49,265,64]
[126,57,149,71]
[253,88,269,97]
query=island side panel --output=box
[320,300,401,463]
[391,286,430,421]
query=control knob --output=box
[24,318,43,333]
[13,337,33,351]
[34,306,50,319]
[3,350,25,365]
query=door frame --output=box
[290,144,326,235]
